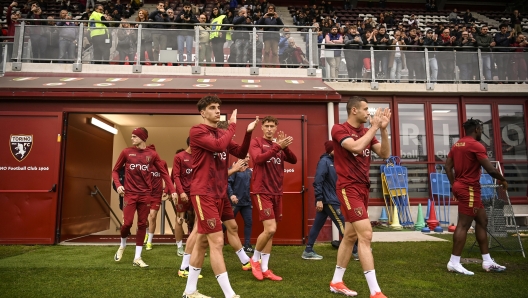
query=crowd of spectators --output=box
[1,0,526,82]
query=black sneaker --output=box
[243,245,254,254]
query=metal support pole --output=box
[477,49,488,91]
[326,102,339,241]
[192,24,201,74]
[1,44,7,76]
[160,200,166,235]
[12,21,25,71]
[370,46,378,89]
[307,29,316,76]
[250,27,258,75]
[425,48,434,90]
[73,23,84,72]
[133,24,143,73]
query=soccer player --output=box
[112,127,177,268]
[445,118,508,275]
[173,138,194,257]
[302,140,346,260]
[248,116,297,281]
[145,144,169,251]
[182,95,259,298]
[329,96,390,298]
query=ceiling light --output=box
[432,110,451,113]
[90,117,117,134]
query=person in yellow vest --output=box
[209,7,229,67]
[89,4,110,64]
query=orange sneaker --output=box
[329,281,357,297]
[262,270,282,281]
[370,292,387,298]
[249,258,263,280]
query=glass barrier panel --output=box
[135,27,190,65]
[372,49,389,81]
[429,50,456,83]
[277,31,311,69]
[455,50,480,82]
[505,51,528,83]
[404,50,427,83]
[341,49,372,82]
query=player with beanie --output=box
[112,127,177,268]
[301,140,347,260]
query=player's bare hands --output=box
[179,192,188,202]
[246,116,260,132]
[499,180,508,190]
[230,195,239,204]
[379,108,391,129]
[452,195,458,202]
[229,109,238,124]
[316,201,323,212]
[171,193,178,201]
[232,159,246,171]
[117,186,125,195]
[276,131,293,149]
[369,108,382,129]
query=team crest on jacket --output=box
[10,134,33,162]
[146,156,151,162]
[354,207,363,217]
[264,208,271,217]
[207,218,216,229]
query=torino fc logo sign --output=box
[10,134,33,162]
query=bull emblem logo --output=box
[354,207,363,217]
[207,219,216,229]
[10,134,33,162]
[146,156,151,163]
[264,208,271,217]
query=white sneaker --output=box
[482,260,506,272]
[114,246,125,262]
[447,261,474,275]
[182,290,211,298]
[133,257,149,268]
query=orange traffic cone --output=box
[426,200,440,230]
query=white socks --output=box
[236,248,250,264]
[364,270,381,295]
[252,250,261,262]
[184,266,201,294]
[332,266,346,283]
[482,253,492,262]
[134,246,143,260]
[261,253,270,272]
[216,272,236,298]
[450,254,461,264]
[180,253,191,270]
[176,240,183,248]
[147,233,154,244]
[120,237,127,248]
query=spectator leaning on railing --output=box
[455,30,477,82]
[175,2,199,65]
[232,7,252,66]
[374,26,391,81]
[343,25,363,82]
[475,26,495,82]
[210,7,229,67]
[89,4,111,64]
[437,28,456,82]
[257,4,284,66]
[509,34,527,82]
[135,9,154,65]
[324,25,343,81]
[117,21,137,64]
[404,28,425,83]
[423,29,438,82]
[56,13,79,63]
[494,24,516,83]
[198,14,212,64]
[6,2,21,43]
[389,29,405,83]
[149,1,170,64]
[278,28,291,65]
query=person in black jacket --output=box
[232,7,252,66]
[175,2,199,65]
[404,28,425,83]
[494,24,516,82]
[343,25,363,82]
[148,1,170,64]
[228,155,253,253]
[374,26,391,81]
[302,141,348,260]
[257,4,284,66]
[455,30,476,82]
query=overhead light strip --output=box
[90,117,118,134]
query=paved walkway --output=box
[372,231,448,242]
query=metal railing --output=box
[10,20,319,75]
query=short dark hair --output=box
[182,1,191,7]
[197,95,222,112]
[158,1,164,5]
[499,24,508,30]
[186,137,190,146]
[463,118,482,134]
[261,116,279,125]
[346,96,368,115]
[176,148,185,154]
